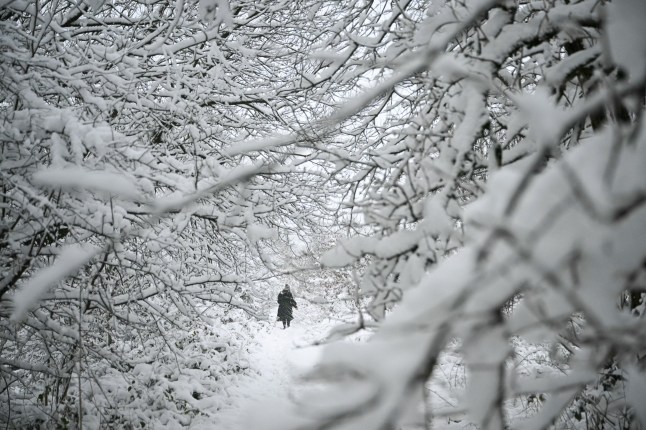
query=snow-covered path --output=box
[212,322,325,430]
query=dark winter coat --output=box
[277,289,297,322]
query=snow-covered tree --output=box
[267,0,646,429]
[0,0,340,426]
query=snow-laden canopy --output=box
[1,0,645,428]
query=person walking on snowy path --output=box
[277,285,297,329]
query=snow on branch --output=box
[11,244,100,321]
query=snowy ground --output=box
[192,303,553,430]
[210,319,326,430]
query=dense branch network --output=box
[1,0,645,428]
